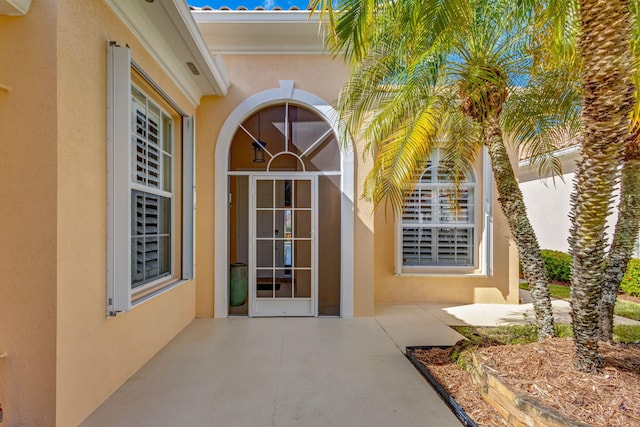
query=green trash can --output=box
[230,263,248,306]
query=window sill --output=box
[396,268,487,277]
[131,278,190,308]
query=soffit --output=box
[0,0,31,15]
[192,10,328,55]
[106,0,230,104]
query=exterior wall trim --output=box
[214,80,355,317]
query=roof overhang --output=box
[106,0,230,105]
[193,10,328,55]
[518,145,581,182]
[0,0,31,15]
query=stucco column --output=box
[353,143,376,316]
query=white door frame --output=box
[214,81,355,318]
[249,173,318,317]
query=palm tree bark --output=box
[569,0,635,372]
[483,115,555,339]
[600,154,640,342]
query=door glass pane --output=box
[274,210,285,239]
[256,240,273,267]
[256,210,273,238]
[294,210,311,238]
[275,180,292,208]
[294,180,311,208]
[275,269,292,298]
[256,270,275,299]
[294,269,311,298]
[256,180,273,208]
[294,240,311,268]
[283,210,292,238]
[275,240,286,268]
[283,240,292,268]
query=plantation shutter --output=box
[399,152,475,269]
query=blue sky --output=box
[188,0,311,9]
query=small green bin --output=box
[230,263,248,306]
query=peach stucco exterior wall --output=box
[54,1,197,425]
[192,54,379,317]
[2,1,198,425]
[0,1,59,425]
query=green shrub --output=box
[540,249,571,283]
[621,259,640,297]
[523,249,640,297]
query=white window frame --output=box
[107,43,195,316]
[130,85,174,290]
[395,150,481,275]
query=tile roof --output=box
[189,5,310,11]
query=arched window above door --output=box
[229,103,340,172]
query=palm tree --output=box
[598,2,640,343]
[520,0,639,364]
[311,0,566,338]
[563,0,636,371]
[600,144,640,342]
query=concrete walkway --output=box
[81,317,461,427]
[81,292,640,426]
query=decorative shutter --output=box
[182,116,195,280]
[106,42,132,315]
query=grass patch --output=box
[453,324,640,346]
[522,282,640,321]
[549,284,571,299]
[613,325,640,342]
[614,299,640,321]
[519,282,571,300]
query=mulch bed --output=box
[413,338,640,427]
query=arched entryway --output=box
[214,81,354,317]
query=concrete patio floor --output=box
[81,317,462,427]
[82,291,640,426]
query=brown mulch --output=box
[413,338,640,427]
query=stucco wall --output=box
[6,1,203,425]
[53,1,198,425]
[0,1,59,424]
[520,173,575,252]
[519,170,621,254]
[194,54,369,317]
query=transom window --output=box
[399,151,476,269]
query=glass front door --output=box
[249,175,317,316]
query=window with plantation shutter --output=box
[130,87,173,288]
[106,43,195,316]
[399,151,476,271]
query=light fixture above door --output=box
[253,111,267,163]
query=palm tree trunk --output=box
[483,115,555,339]
[570,0,634,372]
[600,155,640,342]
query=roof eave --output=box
[106,0,230,105]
